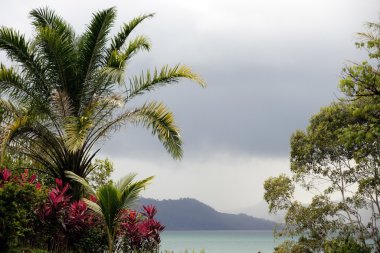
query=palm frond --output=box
[0,27,48,97]
[0,27,31,63]
[0,99,22,118]
[102,35,151,84]
[65,170,96,195]
[129,102,183,159]
[115,173,137,192]
[106,13,154,59]
[0,64,29,100]
[50,89,74,118]
[1,120,67,178]
[79,7,116,86]
[100,63,126,85]
[120,176,154,209]
[33,25,76,89]
[123,35,151,61]
[0,114,29,163]
[127,64,206,101]
[30,7,75,39]
[62,95,120,153]
[63,115,93,152]
[83,198,104,218]
[83,101,183,159]
[96,184,122,231]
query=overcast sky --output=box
[0,0,379,212]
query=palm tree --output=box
[0,7,204,195]
[66,170,153,253]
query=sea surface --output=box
[160,230,286,253]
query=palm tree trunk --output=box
[106,226,114,253]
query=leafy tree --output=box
[0,7,205,198]
[339,22,380,100]
[87,158,114,190]
[264,20,380,252]
[265,101,380,252]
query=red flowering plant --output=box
[0,168,41,187]
[0,168,12,183]
[118,205,165,252]
[38,179,97,251]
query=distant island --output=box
[138,197,277,230]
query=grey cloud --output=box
[1,0,378,160]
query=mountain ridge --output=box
[138,197,277,230]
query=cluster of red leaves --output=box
[39,179,94,233]
[0,168,41,189]
[119,205,165,251]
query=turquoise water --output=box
[160,230,285,253]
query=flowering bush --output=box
[0,168,164,252]
[0,167,41,188]
[0,168,46,251]
[38,179,99,252]
[119,205,165,252]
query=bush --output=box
[118,205,165,252]
[0,168,46,251]
[73,224,108,253]
[38,179,98,252]
[0,169,108,252]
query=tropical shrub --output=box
[0,168,46,251]
[38,178,99,252]
[119,205,165,252]
[66,171,155,252]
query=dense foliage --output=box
[118,205,165,252]
[38,178,97,252]
[264,21,380,252]
[0,168,45,251]
[0,168,164,252]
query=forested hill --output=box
[138,198,277,230]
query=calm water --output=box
[160,230,286,253]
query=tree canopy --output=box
[264,21,380,253]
